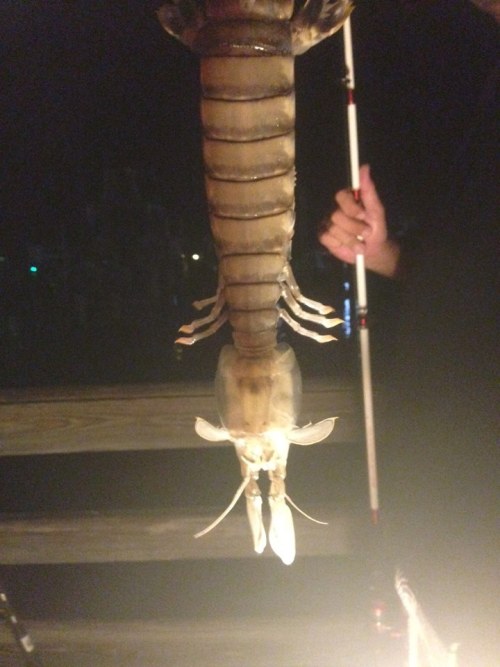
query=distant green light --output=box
[29,265,38,273]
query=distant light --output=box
[343,279,352,338]
[191,253,200,261]
[29,265,38,273]
[343,298,352,338]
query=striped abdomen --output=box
[202,54,296,354]
[158,1,351,355]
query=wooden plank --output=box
[0,616,379,667]
[0,379,362,456]
[0,506,361,564]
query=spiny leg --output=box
[282,263,334,314]
[176,312,228,345]
[193,294,217,310]
[178,288,225,334]
[279,309,337,343]
[192,291,219,310]
[281,284,343,328]
[192,278,223,310]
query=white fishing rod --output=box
[342,14,379,524]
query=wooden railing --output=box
[0,378,368,666]
[0,378,361,456]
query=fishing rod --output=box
[0,583,43,666]
[342,14,379,524]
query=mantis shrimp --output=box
[158,0,352,564]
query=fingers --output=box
[331,164,383,222]
[320,188,368,260]
[319,215,365,264]
[359,164,385,219]
[319,164,388,264]
[319,229,358,264]
[320,165,397,276]
[330,206,368,242]
[334,188,364,218]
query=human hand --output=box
[319,164,401,279]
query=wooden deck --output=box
[0,378,361,456]
[0,506,359,565]
[0,378,372,666]
[0,615,391,667]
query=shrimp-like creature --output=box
[158,0,351,564]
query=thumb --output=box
[359,164,384,217]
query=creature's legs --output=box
[282,263,334,314]
[279,308,336,343]
[281,284,343,328]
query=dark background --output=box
[0,2,498,665]
[1,0,497,387]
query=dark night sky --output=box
[1,0,498,386]
[1,0,497,245]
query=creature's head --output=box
[194,414,336,566]
[195,415,335,445]
[233,431,290,472]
